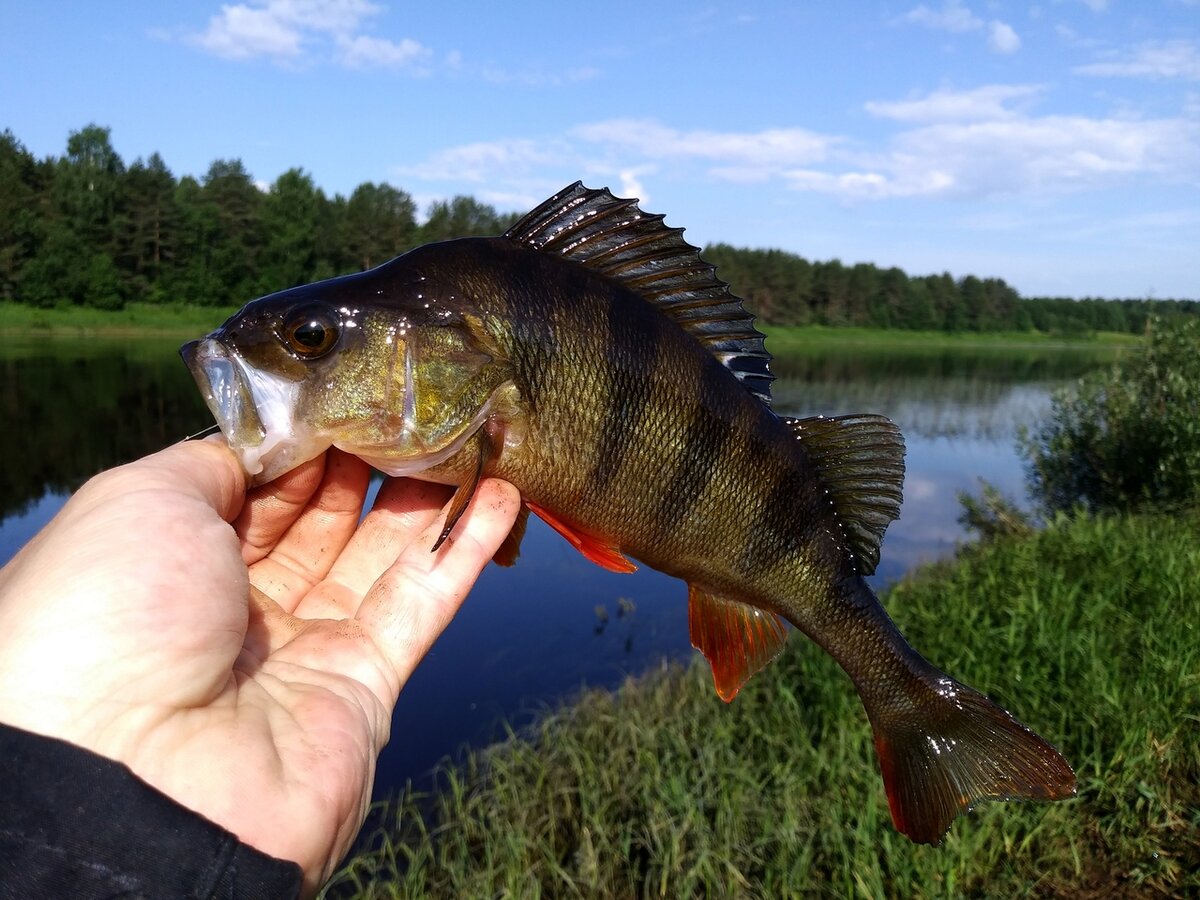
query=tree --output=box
[261,168,321,289]
[201,159,264,305]
[1023,318,1200,513]
[420,196,513,243]
[344,182,417,270]
[122,153,178,303]
[0,131,44,302]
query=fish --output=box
[181,182,1075,843]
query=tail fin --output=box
[869,674,1076,844]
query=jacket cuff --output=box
[0,722,302,898]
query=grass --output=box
[323,509,1199,898]
[0,302,1143,349]
[760,324,1142,355]
[0,302,236,336]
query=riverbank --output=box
[324,509,1199,898]
[760,323,1141,354]
[0,302,237,337]
[0,302,1143,348]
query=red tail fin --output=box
[869,675,1076,844]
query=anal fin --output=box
[526,501,637,574]
[688,586,788,702]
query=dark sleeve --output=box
[0,722,302,899]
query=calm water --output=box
[0,335,1121,798]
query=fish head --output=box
[181,265,521,485]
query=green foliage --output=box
[956,480,1034,543]
[324,511,1200,898]
[1022,318,1200,514]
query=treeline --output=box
[704,245,1200,336]
[2,125,1196,333]
[0,125,516,310]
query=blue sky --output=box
[2,0,1197,299]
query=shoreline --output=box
[0,303,1142,348]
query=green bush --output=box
[1022,318,1200,514]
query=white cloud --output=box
[902,0,982,32]
[395,137,574,183]
[334,33,430,70]
[192,4,306,60]
[570,118,833,169]
[866,84,1042,122]
[393,90,1199,208]
[186,0,430,71]
[801,110,1200,200]
[988,21,1021,54]
[617,167,655,204]
[899,1,1020,55]
[1074,40,1200,81]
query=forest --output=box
[2,125,1197,334]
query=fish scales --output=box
[470,239,818,597]
[182,181,1076,846]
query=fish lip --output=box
[181,337,267,451]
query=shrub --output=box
[1021,317,1200,514]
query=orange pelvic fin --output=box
[688,585,788,702]
[526,501,637,574]
[869,675,1076,844]
[492,505,530,567]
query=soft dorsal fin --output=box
[504,182,774,406]
[784,414,905,575]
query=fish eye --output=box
[282,306,339,359]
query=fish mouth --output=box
[181,338,313,484]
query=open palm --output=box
[0,441,519,895]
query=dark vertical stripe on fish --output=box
[586,294,660,495]
[651,358,735,538]
[739,421,800,576]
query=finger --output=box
[355,477,520,698]
[291,477,452,620]
[76,440,246,522]
[246,451,372,613]
[234,452,329,565]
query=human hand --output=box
[0,441,520,895]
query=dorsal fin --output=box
[504,182,774,406]
[784,414,905,575]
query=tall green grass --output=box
[760,324,1141,354]
[0,302,236,335]
[325,510,1199,898]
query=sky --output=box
[1,0,1198,299]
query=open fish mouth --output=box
[180,337,307,483]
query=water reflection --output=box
[0,337,208,525]
[0,335,1121,797]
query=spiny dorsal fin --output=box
[504,182,774,406]
[784,414,905,575]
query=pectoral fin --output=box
[526,501,637,574]
[688,585,788,702]
[432,435,492,553]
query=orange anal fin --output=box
[492,504,530,567]
[432,436,490,553]
[687,585,788,702]
[525,501,637,574]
